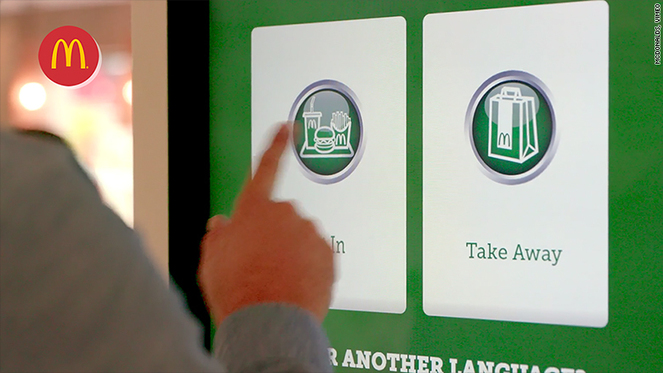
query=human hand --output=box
[199,123,334,326]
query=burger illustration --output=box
[314,127,335,153]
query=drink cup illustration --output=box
[303,96,322,150]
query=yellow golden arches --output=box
[51,39,86,69]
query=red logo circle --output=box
[38,26,101,88]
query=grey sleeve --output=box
[215,304,333,373]
[0,131,332,373]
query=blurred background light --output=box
[104,51,132,76]
[122,79,132,105]
[18,82,46,111]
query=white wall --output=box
[132,0,169,279]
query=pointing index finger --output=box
[245,123,290,200]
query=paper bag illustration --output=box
[487,86,539,164]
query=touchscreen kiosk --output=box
[210,1,662,372]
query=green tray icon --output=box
[290,80,364,184]
[300,96,355,158]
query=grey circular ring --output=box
[464,70,558,185]
[288,79,365,184]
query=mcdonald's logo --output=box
[39,26,101,88]
[498,132,511,149]
[51,39,86,69]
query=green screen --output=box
[210,1,662,372]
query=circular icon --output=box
[466,71,557,185]
[38,26,101,88]
[289,80,364,184]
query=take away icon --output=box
[488,86,539,164]
[467,71,557,184]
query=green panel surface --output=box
[210,1,662,371]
